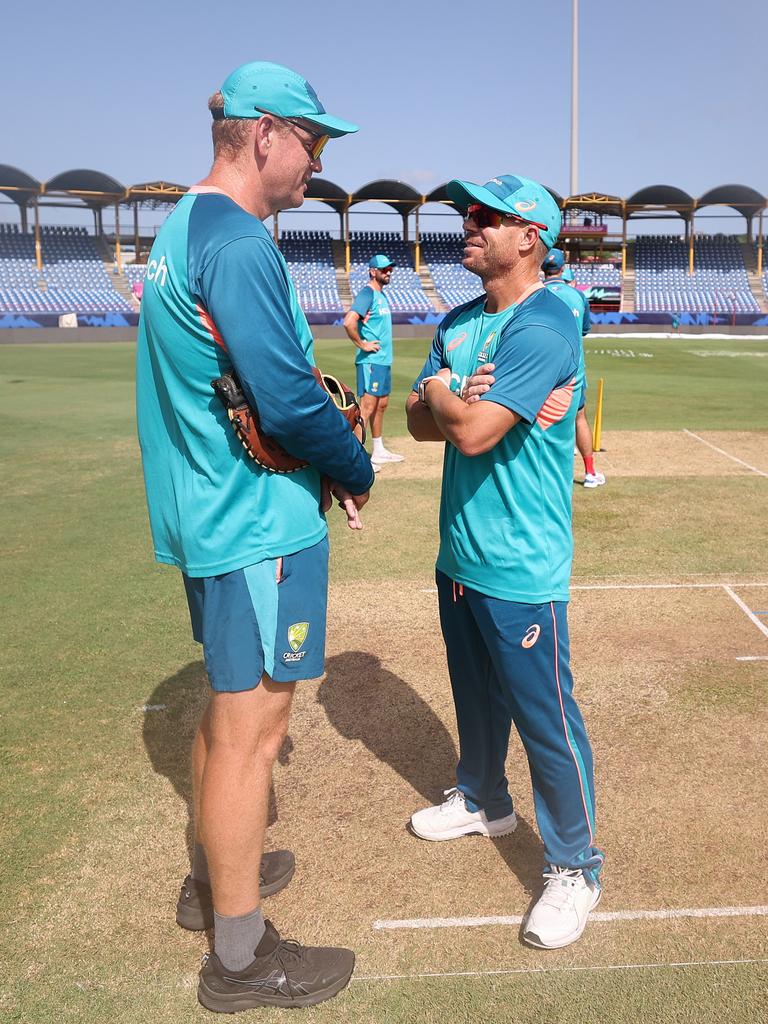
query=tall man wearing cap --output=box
[136,61,373,1012]
[542,250,605,488]
[343,254,404,468]
[407,174,604,949]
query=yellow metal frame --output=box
[592,378,604,452]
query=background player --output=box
[542,250,605,488]
[343,254,404,469]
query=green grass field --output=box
[1,337,767,1023]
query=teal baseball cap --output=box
[561,266,575,282]
[542,248,565,273]
[218,61,358,139]
[368,254,393,269]
[447,174,562,248]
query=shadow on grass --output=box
[142,660,292,869]
[318,650,544,893]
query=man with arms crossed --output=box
[407,175,604,949]
[343,254,404,468]
[136,61,374,1012]
[542,249,605,488]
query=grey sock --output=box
[214,906,266,972]
[191,842,210,885]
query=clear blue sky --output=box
[2,0,766,234]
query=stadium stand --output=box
[571,262,622,287]
[280,230,343,313]
[635,234,759,314]
[420,232,483,308]
[348,231,434,313]
[0,224,132,314]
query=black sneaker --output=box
[197,920,355,1012]
[176,850,295,931]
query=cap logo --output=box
[491,178,503,186]
[515,199,537,212]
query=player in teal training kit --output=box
[542,249,605,487]
[343,254,404,468]
[407,174,604,950]
[136,61,373,1013]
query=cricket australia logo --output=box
[283,622,309,663]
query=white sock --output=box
[372,436,385,456]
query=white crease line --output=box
[682,428,768,478]
[736,655,768,661]
[352,957,768,983]
[373,905,768,931]
[723,585,768,640]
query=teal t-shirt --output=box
[351,285,393,366]
[544,278,590,337]
[136,191,373,577]
[414,288,583,603]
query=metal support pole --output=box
[134,204,140,263]
[570,0,579,196]
[34,200,42,272]
[414,206,421,272]
[114,201,122,272]
[273,211,279,246]
[689,213,695,275]
[758,210,764,279]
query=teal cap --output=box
[220,61,358,138]
[368,254,393,269]
[447,173,561,248]
[561,266,575,282]
[542,248,565,273]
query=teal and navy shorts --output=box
[182,536,329,692]
[356,363,392,398]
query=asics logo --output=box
[522,624,541,648]
[515,199,537,212]
[447,331,468,352]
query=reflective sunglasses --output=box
[465,202,547,232]
[254,108,330,161]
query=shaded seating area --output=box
[349,231,433,312]
[420,232,482,308]
[280,230,342,313]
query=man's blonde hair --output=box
[208,92,253,159]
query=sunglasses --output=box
[255,108,330,161]
[465,203,547,232]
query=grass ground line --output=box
[373,905,768,932]
[352,958,768,983]
[682,428,768,477]
[723,585,768,639]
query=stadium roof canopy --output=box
[423,183,455,206]
[44,169,126,207]
[125,181,189,208]
[350,179,421,214]
[564,192,623,217]
[626,185,694,218]
[0,164,40,207]
[697,184,765,219]
[304,177,348,213]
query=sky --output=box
[2,0,767,236]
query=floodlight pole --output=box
[570,0,579,196]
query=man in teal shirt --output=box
[407,174,603,950]
[542,249,605,488]
[343,254,404,468]
[136,61,372,1012]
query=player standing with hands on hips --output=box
[344,254,404,469]
[136,61,373,1013]
[407,174,604,950]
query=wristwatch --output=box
[418,375,450,405]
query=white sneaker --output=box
[373,448,404,463]
[583,472,605,488]
[410,787,517,841]
[372,460,382,473]
[523,867,602,949]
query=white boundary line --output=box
[736,655,768,661]
[422,582,768,594]
[682,428,768,478]
[352,957,768,982]
[373,905,768,932]
[723,585,768,640]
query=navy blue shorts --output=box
[356,363,391,398]
[183,537,329,692]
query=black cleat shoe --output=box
[176,850,295,931]
[197,919,355,1012]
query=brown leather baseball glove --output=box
[211,367,366,473]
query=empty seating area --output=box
[0,224,132,314]
[279,230,342,313]
[635,235,759,313]
[571,262,622,287]
[349,231,433,312]
[420,232,483,308]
